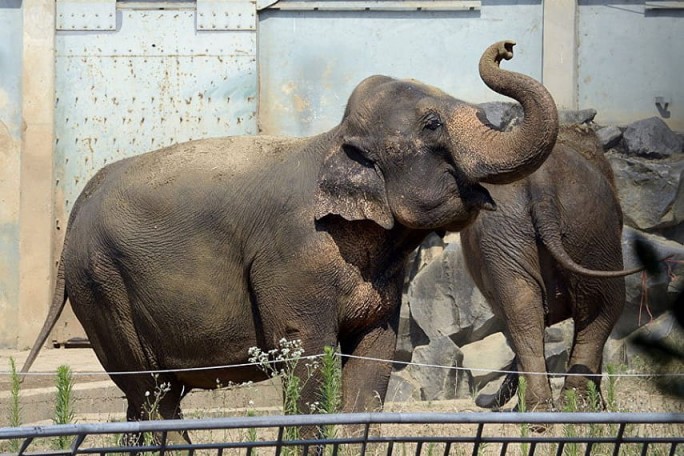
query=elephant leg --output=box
[340,322,398,413]
[562,279,624,410]
[494,276,552,411]
[119,373,189,446]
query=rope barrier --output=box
[1,352,682,378]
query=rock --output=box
[407,239,503,348]
[596,126,623,150]
[404,231,445,285]
[406,336,463,401]
[603,336,629,367]
[395,293,428,364]
[386,370,420,403]
[559,108,597,125]
[607,151,684,234]
[617,227,684,337]
[478,101,522,131]
[545,320,573,374]
[622,117,684,159]
[629,311,684,352]
[545,342,569,375]
[461,332,514,390]
[479,103,598,132]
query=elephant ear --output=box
[314,137,394,229]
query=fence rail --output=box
[1,412,683,455]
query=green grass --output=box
[517,376,529,456]
[54,364,75,450]
[248,339,344,455]
[7,357,22,453]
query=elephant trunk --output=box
[455,40,559,185]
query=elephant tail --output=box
[531,199,644,278]
[475,360,519,409]
[20,249,68,374]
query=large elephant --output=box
[23,41,558,426]
[461,124,641,412]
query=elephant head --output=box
[315,40,558,231]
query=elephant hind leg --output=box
[120,373,190,445]
[491,275,553,411]
[562,279,624,411]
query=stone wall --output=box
[389,106,684,403]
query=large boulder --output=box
[622,117,684,159]
[405,237,503,348]
[596,125,623,150]
[406,336,464,401]
[461,332,514,391]
[607,151,684,237]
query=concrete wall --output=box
[258,1,544,136]
[0,0,23,349]
[578,1,684,131]
[0,0,683,349]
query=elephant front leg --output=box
[340,322,398,414]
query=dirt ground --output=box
[1,347,683,455]
[1,347,683,423]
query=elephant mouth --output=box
[463,183,496,212]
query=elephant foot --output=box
[475,392,501,409]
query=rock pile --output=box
[388,104,684,404]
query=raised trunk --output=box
[457,40,559,185]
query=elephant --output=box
[461,124,643,412]
[22,41,559,430]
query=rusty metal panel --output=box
[55,9,257,215]
[257,1,543,136]
[197,0,257,30]
[56,0,117,31]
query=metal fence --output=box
[1,412,683,455]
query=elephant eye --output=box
[424,115,443,131]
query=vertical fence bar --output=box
[275,426,284,456]
[443,441,452,456]
[556,441,565,456]
[612,422,626,456]
[472,422,484,456]
[360,422,370,455]
[70,433,86,454]
[669,442,679,456]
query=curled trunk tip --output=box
[455,40,559,185]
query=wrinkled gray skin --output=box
[23,41,558,432]
[462,125,641,412]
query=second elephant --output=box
[461,124,641,411]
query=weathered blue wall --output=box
[0,0,22,347]
[578,1,684,130]
[258,1,544,136]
